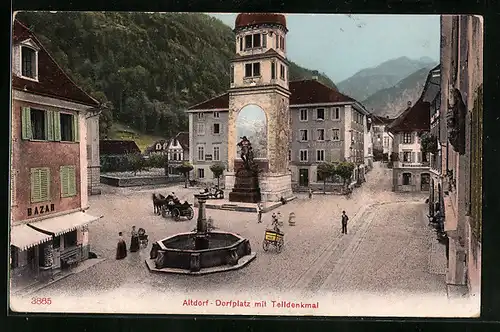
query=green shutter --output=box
[73,114,80,142]
[21,107,32,140]
[30,168,50,203]
[40,168,50,202]
[60,166,76,197]
[53,111,61,141]
[68,166,76,196]
[60,166,69,197]
[45,110,54,141]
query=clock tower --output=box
[225,13,293,202]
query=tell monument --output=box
[225,13,294,202]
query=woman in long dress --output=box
[116,232,127,260]
[129,226,140,252]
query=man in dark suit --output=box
[341,211,349,234]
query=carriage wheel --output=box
[262,240,269,251]
[186,207,194,220]
[276,239,284,253]
[173,208,181,221]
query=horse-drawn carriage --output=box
[162,200,195,221]
[152,194,195,221]
[202,186,224,199]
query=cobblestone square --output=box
[11,163,476,316]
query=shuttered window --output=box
[21,107,59,141]
[45,110,55,141]
[31,168,50,203]
[60,165,77,197]
[53,111,61,141]
[11,169,16,207]
[21,107,32,139]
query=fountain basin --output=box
[145,231,256,275]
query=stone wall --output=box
[100,175,184,187]
[87,166,101,195]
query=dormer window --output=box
[21,46,37,80]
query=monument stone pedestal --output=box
[228,167,261,203]
[259,172,294,202]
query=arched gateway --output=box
[225,13,294,202]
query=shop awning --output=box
[28,211,101,236]
[11,224,52,251]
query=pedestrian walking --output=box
[257,203,263,223]
[341,211,349,234]
[308,188,313,199]
[116,232,127,260]
[129,226,140,252]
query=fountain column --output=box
[194,192,209,250]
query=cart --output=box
[138,228,149,248]
[262,228,284,253]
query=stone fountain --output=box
[145,192,256,275]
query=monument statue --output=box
[237,136,255,170]
[229,136,261,203]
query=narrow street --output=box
[11,163,450,314]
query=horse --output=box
[152,193,167,215]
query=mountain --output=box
[336,56,437,102]
[15,11,336,139]
[362,66,434,118]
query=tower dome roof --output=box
[234,13,287,31]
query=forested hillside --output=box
[16,11,336,139]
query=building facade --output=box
[10,20,101,285]
[187,96,230,184]
[287,83,370,190]
[187,79,372,191]
[439,15,482,297]
[372,115,394,161]
[388,100,431,192]
[422,65,442,216]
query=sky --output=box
[209,13,440,83]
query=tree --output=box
[209,162,225,187]
[177,161,194,188]
[126,153,148,176]
[317,162,337,193]
[16,11,339,145]
[420,132,438,155]
[336,161,356,189]
[148,153,169,176]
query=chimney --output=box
[312,75,319,80]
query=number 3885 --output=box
[31,297,51,305]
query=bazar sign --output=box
[27,204,55,217]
